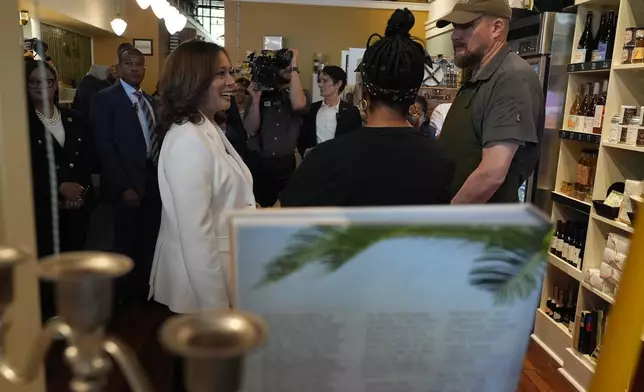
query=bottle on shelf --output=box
[593,80,608,134]
[556,221,566,258]
[578,227,586,269]
[592,13,608,62]
[575,11,595,63]
[575,151,587,200]
[570,225,581,268]
[568,84,583,131]
[564,222,574,263]
[606,11,616,61]
[551,221,561,254]
[580,83,594,132]
[584,82,600,133]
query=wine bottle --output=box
[579,228,586,269]
[570,225,580,268]
[606,11,616,60]
[556,222,566,257]
[577,84,591,132]
[568,85,583,130]
[561,289,570,324]
[592,80,608,134]
[575,11,595,63]
[553,286,562,322]
[584,82,599,133]
[551,221,561,254]
[592,13,608,61]
[564,223,574,263]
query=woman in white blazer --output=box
[150,40,255,315]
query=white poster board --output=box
[230,205,550,392]
[346,47,366,86]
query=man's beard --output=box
[454,48,485,69]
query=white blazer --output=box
[149,118,255,314]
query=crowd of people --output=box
[25,0,542,339]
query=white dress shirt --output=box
[120,79,155,152]
[429,103,452,138]
[316,98,341,144]
[150,118,256,314]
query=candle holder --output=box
[0,247,267,392]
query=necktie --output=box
[134,91,161,166]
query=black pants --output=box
[112,165,162,305]
[249,153,296,207]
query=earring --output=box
[358,99,368,112]
[409,104,419,117]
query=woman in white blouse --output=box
[150,40,255,314]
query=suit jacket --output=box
[90,83,156,201]
[28,107,94,255]
[149,119,256,314]
[298,99,362,153]
[225,99,248,160]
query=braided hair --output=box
[359,8,429,115]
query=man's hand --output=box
[59,182,84,201]
[123,188,140,208]
[247,82,261,102]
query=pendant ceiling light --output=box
[164,7,179,34]
[151,0,169,19]
[136,0,152,9]
[174,13,187,32]
[111,15,127,36]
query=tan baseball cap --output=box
[436,0,512,28]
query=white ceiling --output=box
[18,0,117,37]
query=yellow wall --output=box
[225,2,428,84]
[92,0,163,93]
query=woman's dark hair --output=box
[415,95,428,116]
[157,40,229,137]
[320,65,348,93]
[359,8,429,115]
[24,58,59,106]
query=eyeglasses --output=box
[28,78,55,88]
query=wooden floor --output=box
[46,301,577,392]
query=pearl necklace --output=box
[35,107,60,125]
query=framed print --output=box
[133,38,153,56]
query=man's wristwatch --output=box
[290,66,300,73]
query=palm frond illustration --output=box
[258,225,552,304]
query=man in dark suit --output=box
[90,47,161,304]
[298,65,362,155]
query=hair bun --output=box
[384,8,415,38]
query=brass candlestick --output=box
[0,247,267,392]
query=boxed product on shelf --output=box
[607,232,631,255]
[600,261,621,284]
[604,246,628,271]
[577,309,607,357]
[586,268,603,289]
[622,27,644,64]
[618,180,644,224]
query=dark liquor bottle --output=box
[561,289,570,324]
[553,286,562,322]
[584,82,600,133]
[570,226,581,268]
[592,13,608,61]
[593,80,608,134]
[575,11,595,63]
[551,221,561,254]
[555,221,566,258]
[606,11,616,60]
[564,224,575,264]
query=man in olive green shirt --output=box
[437,0,545,204]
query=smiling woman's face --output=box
[205,51,236,114]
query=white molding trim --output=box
[425,20,453,39]
[235,0,433,12]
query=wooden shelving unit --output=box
[531,0,644,390]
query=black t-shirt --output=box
[280,126,455,207]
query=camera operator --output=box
[244,48,310,207]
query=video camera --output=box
[245,49,293,91]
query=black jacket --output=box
[298,100,362,154]
[90,83,156,201]
[28,107,94,255]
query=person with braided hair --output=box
[279,8,454,207]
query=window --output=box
[194,0,225,47]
